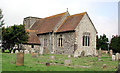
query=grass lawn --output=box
[2,53,118,71]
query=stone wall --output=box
[22,44,40,53]
[37,33,52,54]
[23,17,41,29]
[54,32,75,55]
[74,13,97,56]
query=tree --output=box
[0,9,4,26]
[2,24,29,52]
[96,34,109,50]
[109,35,120,53]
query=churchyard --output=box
[2,51,119,71]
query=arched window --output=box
[58,35,62,47]
[82,32,90,46]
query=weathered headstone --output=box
[24,50,29,54]
[64,60,72,66]
[110,50,113,56]
[68,55,71,58]
[16,52,24,66]
[81,51,85,57]
[116,53,119,61]
[112,55,115,61]
[49,56,55,60]
[15,50,19,54]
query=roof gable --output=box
[56,12,86,32]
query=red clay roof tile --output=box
[56,12,86,32]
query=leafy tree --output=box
[96,34,109,50]
[109,35,120,53]
[2,24,29,52]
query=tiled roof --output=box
[56,12,86,32]
[30,12,67,34]
[26,29,40,44]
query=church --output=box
[23,10,97,57]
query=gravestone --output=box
[68,55,71,58]
[98,55,101,61]
[16,52,24,66]
[46,62,50,66]
[112,55,115,61]
[103,64,107,69]
[81,51,85,57]
[49,56,55,60]
[110,50,113,56]
[15,50,19,54]
[98,48,102,57]
[24,50,29,54]
[64,60,72,66]
[116,53,119,61]
[32,53,38,58]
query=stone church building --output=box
[23,11,97,57]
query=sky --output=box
[0,0,119,41]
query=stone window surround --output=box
[82,32,90,47]
[58,35,63,47]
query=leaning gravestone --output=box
[110,50,113,56]
[64,60,72,66]
[15,50,19,54]
[16,52,24,66]
[112,55,115,61]
[116,53,119,61]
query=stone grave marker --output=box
[32,53,38,58]
[68,55,71,58]
[98,48,102,57]
[97,55,101,61]
[112,55,115,61]
[103,64,107,69]
[16,52,24,66]
[110,50,113,56]
[49,56,55,60]
[46,62,50,66]
[15,50,19,54]
[64,60,72,66]
[116,53,119,61]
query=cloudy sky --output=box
[0,0,118,41]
